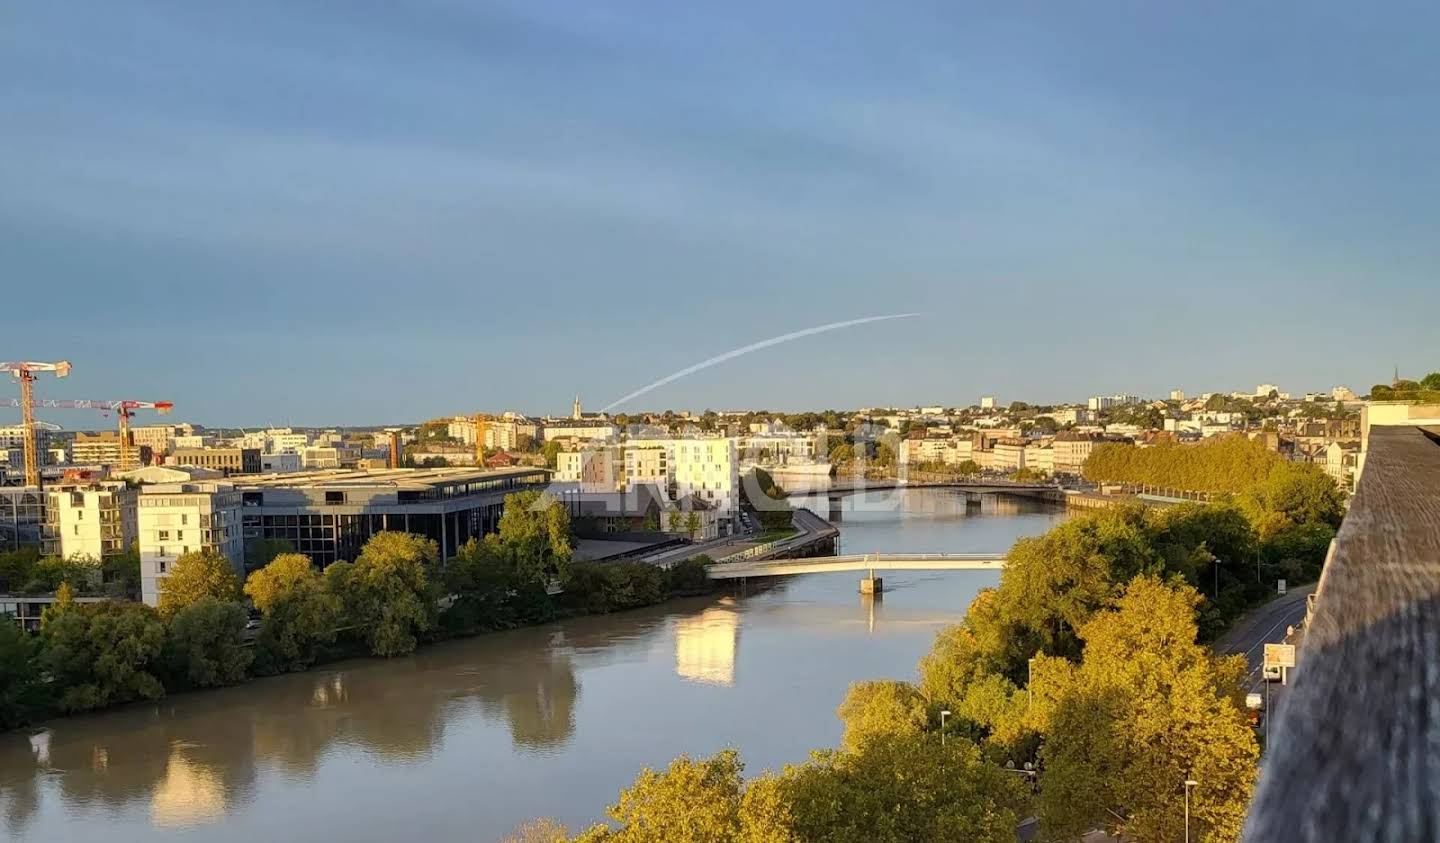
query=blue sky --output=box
[3,1,1437,427]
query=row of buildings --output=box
[0,465,547,620]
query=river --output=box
[0,490,1064,842]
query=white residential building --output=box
[1332,386,1357,402]
[261,453,302,473]
[131,425,181,457]
[1050,407,1092,426]
[992,439,1028,472]
[739,430,822,465]
[622,441,672,490]
[668,438,740,531]
[267,430,310,454]
[301,446,360,469]
[137,482,244,607]
[979,396,997,410]
[1024,443,1054,474]
[41,482,138,562]
[1256,384,1280,397]
[542,421,619,442]
[1169,390,1186,401]
[1053,432,1103,476]
[555,446,619,491]
[1087,394,1142,412]
[174,434,216,450]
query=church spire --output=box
[572,394,583,420]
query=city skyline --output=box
[5,2,1439,425]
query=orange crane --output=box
[1,397,174,474]
[2,360,72,486]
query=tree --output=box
[0,546,40,590]
[1032,415,1059,435]
[684,511,701,540]
[1239,462,1344,537]
[954,459,981,476]
[245,553,341,672]
[1369,384,1394,400]
[575,750,743,843]
[1037,576,1258,842]
[23,555,100,594]
[1422,372,1440,391]
[0,621,51,729]
[740,735,1025,843]
[164,597,252,689]
[342,532,438,657]
[835,680,929,751]
[157,550,241,618]
[42,601,166,712]
[244,537,295,570]
[828,442,855,465]
[101,541,142,598]
[542,440,563,469]
[989,507,1160,671]
[496,490,574,583]
[501,818,569,843]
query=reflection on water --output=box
[0,490,1065,843]
[675,600,741,685]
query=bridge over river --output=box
[707,552,1006,580]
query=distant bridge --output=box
[820,478,1061,500]
[707,552,1007,580]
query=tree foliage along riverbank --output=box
[0,490,714,730]
[539,464,1340,843]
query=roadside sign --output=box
[1277,579,1287,595]
[1264,643,1296,669]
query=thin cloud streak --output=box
[600,314,920,412]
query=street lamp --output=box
[1184,779,1199,843]
[940,710,951,747]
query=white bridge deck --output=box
[706,552,1007,579]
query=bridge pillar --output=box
[860,576,884,595]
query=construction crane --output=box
[2,361,72,487]
[1,397,174,473]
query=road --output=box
[1213,583,1314,691]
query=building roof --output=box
[233,466,545,490]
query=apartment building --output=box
[41,481,138,561]
[668,438,740,530]
[301,446,360,470]
[555,446,618,491]
[131,424,182,458]
[174,434,216,449]
[738,430,823,465]
[992,439,1028,472]
[542,421,619,442]
[261,453,302,473]
[1024,443,1054,475]
[72,431,151,469]
[267,430,311,454]
[1087,394,1142,412]
[171,447,262,476]
[138,482,245,606]
[1053,431,1103,476]
[622,441,672,490]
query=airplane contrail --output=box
[599,313,921,413]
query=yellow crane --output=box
[2,360,72,487]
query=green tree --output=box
[1037,576,1258,842]
[245,553,342,671]
[496,490,574,582]
[157,550,241,618]
[990,508,1159,671]
[42,601,166,712]
[1239,462,1344,537]
[834,680,929,752]
[1422,372,1440,391]
[0,620,51,729]
[684,511,701,540]
[163,597,252,689]
[0,546,40,591]
[244,537,295,570]
[828,442,854,464]
[343,532,438,657]
[954,459,981,476]
[1369,384,1394,400]
[101,541,142,598]
[741,735,1026,843]
[24,555,100,594]
[575,750,744,843]
[542,440,563,469]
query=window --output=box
[158,530,170,541]
[158,560,167,573]
[176,530,184,540]
[181,514,188,525]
